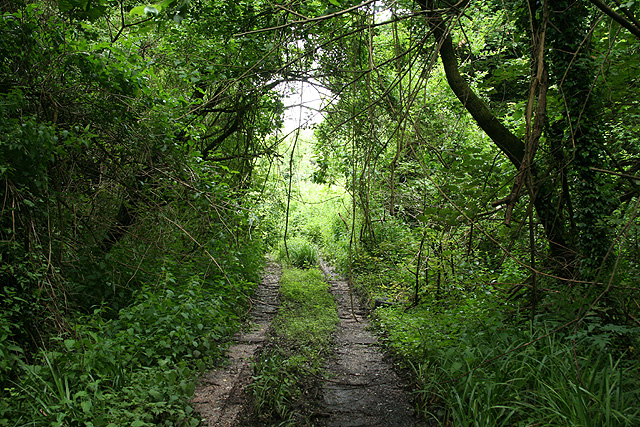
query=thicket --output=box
[285,141,640,425]
[277,13,640,423]
[1,272,254,426]
[1,2,275,424]
[285,0,640,424]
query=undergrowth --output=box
[264,144,640,426]
[0,272,255,426]
[250,267,338,425]
[406,316,640,426]
[312,211,640,426]
[352,251,640,426]
[277,237,318,269]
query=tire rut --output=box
[318,260,426,427]
[191,260,282,426]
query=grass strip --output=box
[250,267,338,425]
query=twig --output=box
[161,215,233,286]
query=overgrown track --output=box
[192,261,282,426]
[318,260,426,427]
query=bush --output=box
[0,274,254,426]
[277,237,318,268]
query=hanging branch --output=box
[201,108,247,160]
[414,227,428,306]
[106,1,154,44]
[590,0,640,39]
[283,88,305,263]
[419,2,526,169]
[235,0,378,37]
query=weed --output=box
[0,276,253,426]
[410,323,640,426]
[277,237,318,269]
[251,348,299,422]
[250,267,338,424]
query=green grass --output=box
[420,331,640,427]
[250,267,339,424]
[348,254,640,427]
[277,237,319,269]
[372,302,640,427]
[276,268,338,351]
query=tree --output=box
[414,0,639,286]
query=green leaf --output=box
[144,5,160,15]
[328,0,341,5]
[58,0,75,12]
[81,399,92,414]
[130,4,162,16]
[129,5,147,16]
[6,344,23,353]
[513,108,523,121]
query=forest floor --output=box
[192,259,427,426]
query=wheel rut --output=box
[191,260,282,426]
[192,259,426,426]
[318,260,426,427]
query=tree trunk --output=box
[421,5,566,254]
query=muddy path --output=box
[318,260,427,427]
[191,260,282,426]
[192,259,427,426]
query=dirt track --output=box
[318,260,426,427]
[192,259,426,426]
[191,261,281,426]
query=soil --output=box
[192,259,429,426]
[191,260,282,426]
[316,260,427,427]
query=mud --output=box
[318,260,427,427]
[191,261,281,426]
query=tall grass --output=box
[412,327,640,427]
[277,236,318,268]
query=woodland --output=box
[1,0,640,425]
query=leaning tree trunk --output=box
[418,0,575,271]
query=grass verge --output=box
[366,296,640,426]
[250,267,338,425]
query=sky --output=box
[281,80,332,135]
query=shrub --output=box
[277,237,318,268]
[0,275,254,426]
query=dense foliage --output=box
[1,0,279,424]
[266,0,640,424]
[2,0,640,424]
